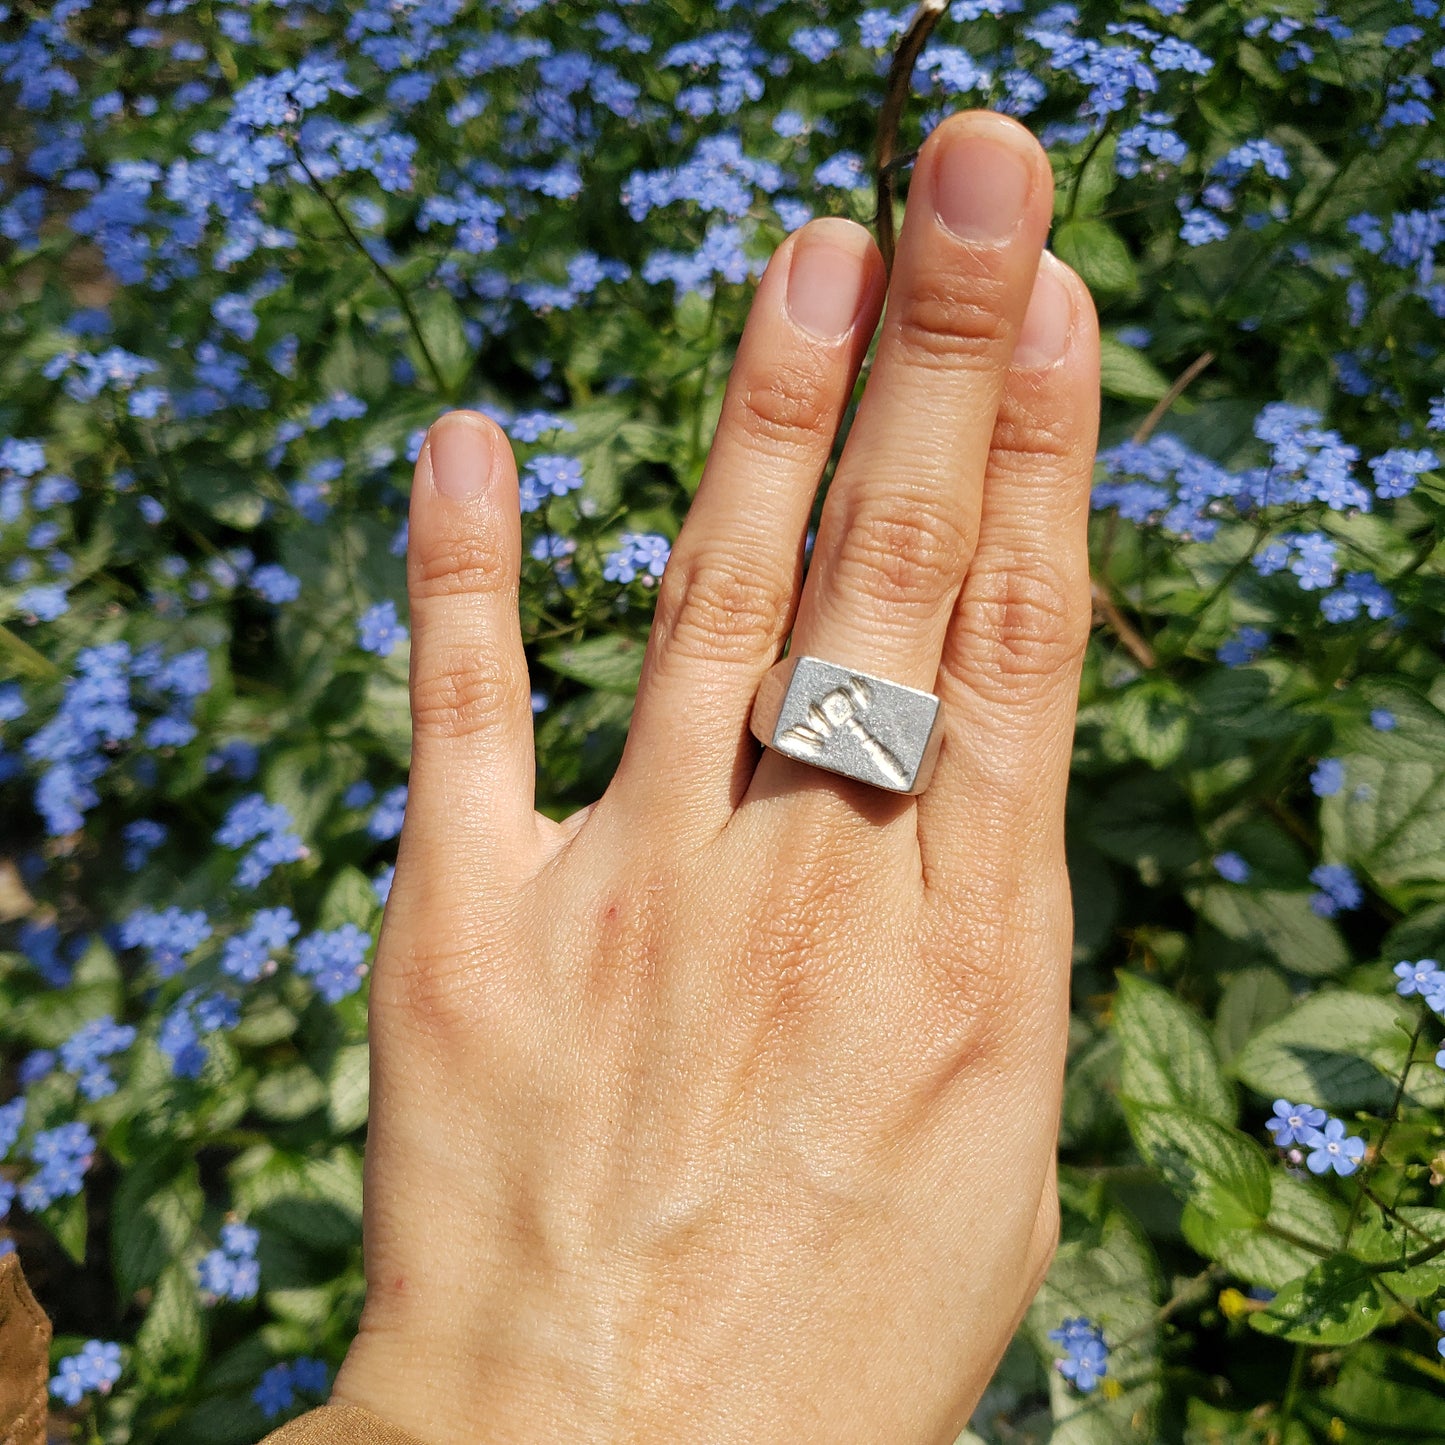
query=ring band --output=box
[749,655,944,795]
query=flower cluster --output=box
[1266,1100,1367,1178]
[253,1356,331,1419]
[1048,1316,1110,1393]
[196,1221,261,1304]
[215,794,308,888]
[58,1016,137,1101]
[603,532,672,584]
[49,1340,124,1407]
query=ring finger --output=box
[750,112,1053,803]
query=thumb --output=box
[400,410,539,880]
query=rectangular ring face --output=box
[767,656,942,794]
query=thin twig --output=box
[291,147,450,397]
[1132,351,1216,446]
[1090,581,1157,668]
[874,0,950,274]
[1086,355,1215,666]
[1344,1011,1428,1247]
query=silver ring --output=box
[749,655,943,796]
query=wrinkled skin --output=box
[331,111,1100,1444]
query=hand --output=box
[330,110,1099,1444]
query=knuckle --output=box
[729,356,837,452]
[989,397,1081,468]
[833,494,969,610]
[891,268,1013,373]
[411,531,514,603]
[954,551,1089,694]
[411,650,519,741]
[653,551,793,664]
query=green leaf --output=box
[1099,336,1170,403]
[1250,1254,1383,1345]
[48,1192,88,1266]
[1124,1104,1273,1223]
[1205,1175,1343,1291]
[410,288,473,395]
[1231,992,1429,1112]
[253,1062,328,1122]
[1320,687,1445,890]
[1214,967,1293,1065]
[135,1260,206,1396]
[1199,885,1350,978]
[1027,1210,1161,1442]
[319,865,380,933]
[1324,1343,1445,1440]
[111,1155,204,1299]
[326,1042,370,1135]
[1115,679,1191,768]
[1114,973,1234,1123]
[1083,774,1201,875]
[1054,218,1139,297]
[539,633,646,693]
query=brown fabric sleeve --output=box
[259,1403,433,1445]
[0,1250,51,1445]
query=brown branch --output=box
[1090,581,1157,668]
[874,0,950,274]
[1132,350,1216,445]
[1087,351,1216,667]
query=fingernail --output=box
[785,220,871,341]
[427,414,495,501]
[1013,256,1074,369]
[932,123,1033,244]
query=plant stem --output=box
[1132,351,1216,446]
[1275,1343,1308,1442]
[873,0,950,274]
[292,148,449,397]
[1344,1011,1427,1247]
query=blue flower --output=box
[20,1122,96,1210]
[294,924,371,1003]
[253,1356,330,1419]
[59,1015,137,1100]
[198,1215,260,1301]
[250,564,301,604]
[1369,447,1437,498]
[1212,852,1251,883]
[49,1340,122,1406]
[0,1097,25,1160]
[1309,758,1345,797]
[520,455,584,512]
[603,532,671,584]
[1216,627,1268,667]
[253,1363,296,1418]
[357,600,407,658]
[367,785,408,841]
[1302,1117,1366,1176]
[1048,1316,1109,1393]
[1370,708,1397,731]
[1394,960,1441,997]
[1309,864,1362,917]
[1266,1099,1326,1148]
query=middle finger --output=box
[760,111,1053,795]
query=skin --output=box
[330,111,1101,1443]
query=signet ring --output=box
[749,655,944,796]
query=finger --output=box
[767,110,1053,784]
[607,219,886,829]
[918,253,1099,897]
[400,411,544,878]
